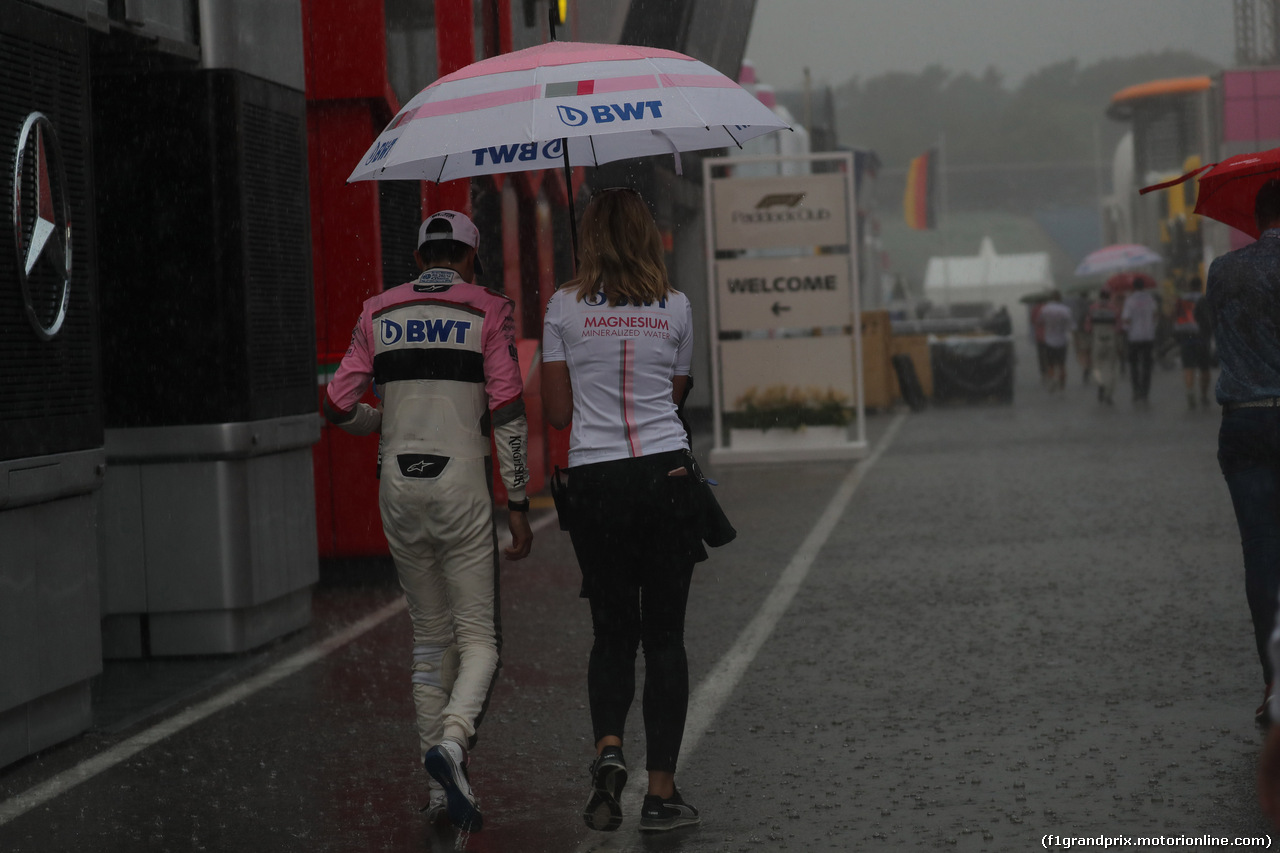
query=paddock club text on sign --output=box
[711,173,850,250]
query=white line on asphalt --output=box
[0,509,565,827]
[0,595,408,827]
[576,411,907,852]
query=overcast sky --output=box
[745,0,1237,89]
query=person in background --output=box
[1205,178,1280,728]
[324,211,533,833]
[542,187,707,834]
[1038,290,1075,393]
[1121,274,1159,403]
[1173,280,1213,410]
[1030,299,1049,386]
[1086,286,1121,406]
[1069,289,1093,385]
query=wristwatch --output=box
[507,498,530,513]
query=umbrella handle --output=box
[545,12,576,273]
[652,130,684,177]
[562,136,578,272]
[1139,163,1213,196]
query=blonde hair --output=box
[563,188,672,306]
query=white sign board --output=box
[712,173,850,250]
[719,337,857,411]
[715,255,851,331]
[703,153,867,464]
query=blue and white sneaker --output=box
[582,747,627,832]
[638,787,700,832]
[424,740,483,832]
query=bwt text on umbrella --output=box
[471,140,565,166]
[365,137,398,165]
[555,101,665,127]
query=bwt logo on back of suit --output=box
[381,318,472,346]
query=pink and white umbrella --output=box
[1074,243,1162,277]
[347,41,789,183]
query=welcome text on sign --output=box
[726,275,839,294]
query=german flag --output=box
[903,149,937,230]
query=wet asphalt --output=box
[0,341,1269,852]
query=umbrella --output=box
[1139,148,1280,239]
[1073,243,1162,277]
[348,41,789,185]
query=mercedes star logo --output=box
[12,112,72,341]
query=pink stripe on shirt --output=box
[621,340,642,457]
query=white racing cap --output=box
[418,210,483,276]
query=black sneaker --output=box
[638,788,700,832]
[582,747,627,831]
[424,740,483,832]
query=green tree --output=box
[829,50,1220,169]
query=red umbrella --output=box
[1140,148,1280,239]
[1103,271,1156,295]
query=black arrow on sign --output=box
[771,302,792,316]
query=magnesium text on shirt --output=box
[581,314,671,340]
[712,173,850,250]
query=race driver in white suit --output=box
[323,210,532,833]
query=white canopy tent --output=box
[923,237,1053,337]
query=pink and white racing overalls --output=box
[325,268,528,756]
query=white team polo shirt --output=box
[543,286,693,467]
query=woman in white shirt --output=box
[542,188,706,833]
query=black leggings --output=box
[588,558,693,772]
[566,450,705,772]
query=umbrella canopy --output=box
[1103,271,1156,295]
[1073,243,1162,277]
[347,41,789,183]
[1139,148,1280,239]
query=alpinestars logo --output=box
[397,454,449,478]
[12,112,72,341]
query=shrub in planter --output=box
[725,385,852,432]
